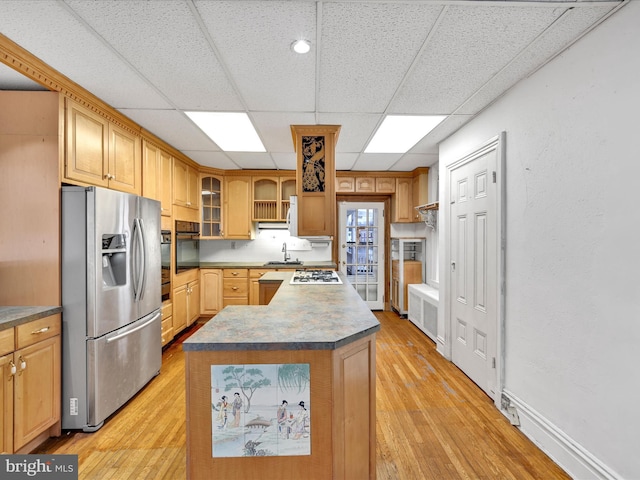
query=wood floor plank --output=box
[33,311,570,479]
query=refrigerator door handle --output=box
[132,218,146,301]
[138,218,147,301]
[106,311,160,344]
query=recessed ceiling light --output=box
[185,111,266,152]
[364,115,447,154]
[291,39,311,54]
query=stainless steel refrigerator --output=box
[61,186,162,431]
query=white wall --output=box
[200,230,332,263]
[439,3,639,479]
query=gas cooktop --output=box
[290,269,342,285]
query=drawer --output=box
[250,269,269,279]
[161,301,173,319]
[0,327,14,356]
[224,268,248,278]
[223,278,248,297]
[161,316,173,346]
[223,297,249,307]
[16,313,61,349]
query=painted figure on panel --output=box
[292,401,309,439]
[277,400,290,438]
[216,395,229,429]
[232,392,243,427]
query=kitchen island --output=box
[183,271,380,480]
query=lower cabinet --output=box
[223,269,249,307]
[249,269,269,305]
[173,272,200,335]
[200,269,223,316]
[1,314,61,454]
[161,302,173,347]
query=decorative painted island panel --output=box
[183,271,379,480]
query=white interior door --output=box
[449,149,498,398]
[339,202,385,310]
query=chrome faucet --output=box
[282,242,290,262]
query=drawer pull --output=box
[232,272,239,276]
[31,326,50,335]
[231,286,239,291]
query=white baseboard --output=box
[502,390,620,480]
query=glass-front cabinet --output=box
[390,238,425,315]
[201,175,222,238]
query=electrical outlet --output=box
[231,241,236,249]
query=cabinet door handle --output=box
[31,326,50,335]
[9,360,16,377]
[18,356,26,375]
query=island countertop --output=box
[183,271,380,351]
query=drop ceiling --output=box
[0,0,624,171]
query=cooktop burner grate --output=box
[290,269,343,285]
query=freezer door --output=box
[135,196,161,319]
[88,187,138,338]
[86,310,161,430]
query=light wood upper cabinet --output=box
[412,167,429,222]
[65,99,109,188]
[143,140,173,217]
[252,175,296,222]
[224,176,253,239]
[65,98,141,195]
[336,176,355,193]
[392,177,413,223]
[291,125,340,237]
[173,158,199,210]
[355,177,375,193]
[160,150,173,217]
[108,123,141,194]
[201,175,223,238]
[375,177,396,193]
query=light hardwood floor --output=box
[35,311,570,479]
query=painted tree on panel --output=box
[222,365,271,413]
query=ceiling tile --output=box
[457,5,618,115]
[316,113,382,153]
[118,108,219,151]
[351,153,403,171]
[409,114,474,153]
[65,0,243,111]
[336,153,360,171]
[195,1,317,112]
[318,2,442,113]
[390,5,565,114]
[0,0,171,109]
[226,152,278,169]
[271,153,297,170]
[251,112,316,153]
[391,153,439,171]
[185,151,238,170]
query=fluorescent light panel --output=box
[364,115,446,153]
[186,111,266,152]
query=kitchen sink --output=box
[263,260,303,266]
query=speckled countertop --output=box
[0,306,63,331]
[183,272,380,352]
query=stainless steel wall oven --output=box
[175,220,200,273]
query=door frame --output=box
[337,200,386,310]
[441,132,506,407]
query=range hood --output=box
[257,222,288,230]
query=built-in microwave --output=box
[175,221,200,274]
